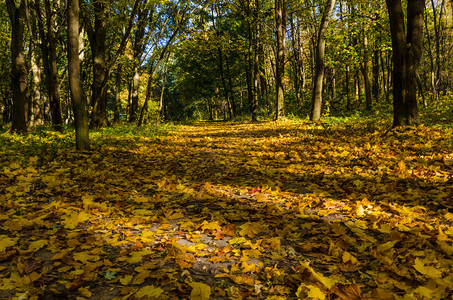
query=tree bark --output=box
[129,7,149,122]
[310,0,336,121]
[275,0,286,119]
[30,41,43,126]
[89,0,108,128]
[114,64,122,123]
[386,0,424,126]
[68,0,90,150]
[34,0,64,132]
[361,36,372,111]
[157,56,169,126]
[7,0,28,133]
[372,49,380,100]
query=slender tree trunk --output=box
[46,0,63,132]
[386,0,424,126]
[114,64,122,123]
[68,0,90,150]
[275,0,286,119]
[30,43,43,126]
[345,66,351,111]
[361,36,372,111]
[157,58,169,126]
[372,49,380,100]
[34,0,64,131]
[310,0,336,121]
[218,48,233,119]
[243,0,257,122]
[290,13,304,112]
[129,65,140,122]
[49,37,63,132]
[138,72,152,126]
[225,55,236,115]
[253,7,260,121]
[7,0,28,133]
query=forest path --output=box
[1,121,453,299]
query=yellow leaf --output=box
[0,236,18,251]
[356,204,364,217]
[445,212,453,221]
[413,258,442,278]
[135,285,164,298]
[412,286,433,298]
[127,252,144,264]
[73,252,100,264]
[229,237,247,245]
[133,270,151,285]
[201,221,221,231]
[353,180,363,188]
[239,222,266,238]
[70,269,84,275]
[168,212,185,220]
[377,240,397,254]
[296,283,326,300]
[445,227,453,236]
[119,275,133,285]
[300,262,336,289]
[189,282,211,300]
[63,210,92,229]
[342,251,359,264]
[29,240,48,251]
[78,286,92,297]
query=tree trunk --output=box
[114,64,122,123]
[243,0,257,122]
[138,74,151,126]
[129,65,140,122]
[275,0,286,119]
[372,49,380,100]
[89,0,108,128]
[68,0,90,150]
[34,0,64,132]
[225,56,236,115]
[157,57,169,126]
[30,43,43,126]
[129,7,149,123]
[218,48,233,119]
[290,13,304,112]
[7,0,28,134]
[386,0,424,126]
[310,0,336,121]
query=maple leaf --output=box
[135,285,164,298]
[239,222,267,238]
[189,282,211,300]
[0,236,17,251]
[296,283,325,300]
[299,262,337,289]
[413,258,442,278]
[201,220,221,232]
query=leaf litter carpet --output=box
[1,121,453,299]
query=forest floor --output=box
[1,119,453,299]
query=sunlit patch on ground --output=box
[0,120,452,299]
